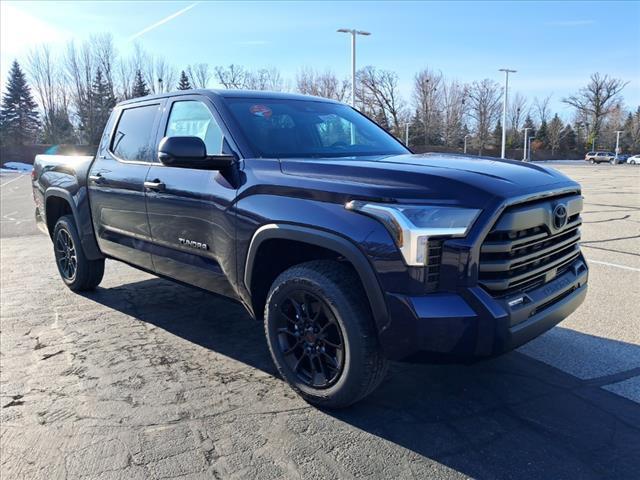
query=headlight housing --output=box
[345,201,480,266]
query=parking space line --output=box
[0,175,26,188]
[587,259,640,272]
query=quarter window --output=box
[165,101,224,155]
[111,104,159,162]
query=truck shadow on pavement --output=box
[85,277,640,480]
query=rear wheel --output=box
[53,215,104,291]
[590,159,595,164]
[610,158,616,165]
[264,260,388,408]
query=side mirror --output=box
[158,136,236,170]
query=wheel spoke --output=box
[322,339,342,350]
[293,353,307,372]
[321,352,339,370]
[282,341,301,355]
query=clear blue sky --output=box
[2,1,639,118]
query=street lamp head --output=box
[337,28,371,36]
[499,68,517,73]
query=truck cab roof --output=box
[116,89,341,108]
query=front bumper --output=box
[379,256,588,362]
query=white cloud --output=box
[127,2,199,41]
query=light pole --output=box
[499,68,516,159]
[614,130,624,158]
[464,134,471,154]
[337,28,371,107]
[522,127,531,161]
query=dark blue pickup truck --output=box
[32,90,588,407]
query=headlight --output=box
[345,201,480,266]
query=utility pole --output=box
[614,130,624,158]
[499,68,517,159]
[528,136,534,162]
[522,127,531,161]
[337,28,371,108]
[464,134,471,154]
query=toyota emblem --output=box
[552,204,568,230]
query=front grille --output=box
[478,195,582,297]
[425,240,443,290]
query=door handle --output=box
[88,173,105,184]
[144,180,166,192]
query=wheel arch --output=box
[244,224,389,332]
[44,188,104,260]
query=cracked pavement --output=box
[1,164,639,479]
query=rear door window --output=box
[111,104,160,162]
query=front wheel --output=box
[53,215,104,291]
[590,159,595,164]
[264,260,388,408]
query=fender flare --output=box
[244,223,389,331]
[44,188,103,260]
[44,188,80,232]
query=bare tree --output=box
[533,94,552,124]
[466,79,502,155]
[507,92,527,146]
[547,114,566,155]
[440,79,467,147]
[563,73,628,140]
[245,67,284,91]
[90,33,116,91]
[64,39,96,143]
[413,69,442,144]
[27,44,74,143]
[358,66,405,135]
[296,68,349,101]
[215,64,247,89]
[142,55,177,94]
[187,63,212,89]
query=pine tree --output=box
[89,68,117,145]
[537,119,548,148]
[523,115,535,137]
[132,70,150,98]
[560,124,577,152]
[0,60,40,146]
[177,70,192,90]
[492,120,502,148]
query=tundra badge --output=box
[179,238,208,250]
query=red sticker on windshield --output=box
[250,104,272,119]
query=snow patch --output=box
[1,162,33,173]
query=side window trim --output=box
[108,101,164,165]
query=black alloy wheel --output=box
[275,290,345,388]
[55,228,77,281]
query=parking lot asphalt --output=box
[1,163,639,479]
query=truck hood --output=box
[279,153,577,207]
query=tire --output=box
[609,159,615,165]
[264,260,388,408]
[590,159,595,164]
[53,215,104,291]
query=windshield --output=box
[224,98,409,158]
